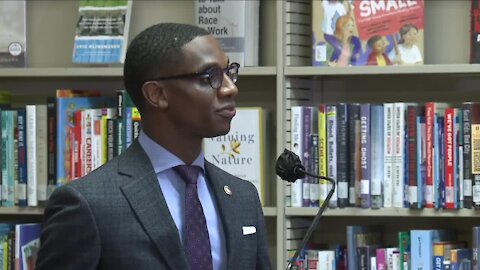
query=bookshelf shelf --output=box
[286,207,480,218]
[262,207,277,217]
[0,66,277,78]
[285,64,480,77]
[0,207,44,215]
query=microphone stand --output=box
[286,171,336,270]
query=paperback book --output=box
[194,0,259,67]
[72,0,133,64]
[203,107,267,205]
[0,0,26,67]
[312,0,424,67]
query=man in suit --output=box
[36,23,272,270]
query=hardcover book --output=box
[194,0,259,67]
[72,0,133,64]
[0,0,26,67]
[312,0,424,67]
[203,107,266,205]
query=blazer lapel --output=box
[118,141,188,270]
[205,161,240,269]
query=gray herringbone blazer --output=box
[36,141,272,270]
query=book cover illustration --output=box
[471,0,480,63]
[72,0,132,64]
[203,107,266,205]
[194,0,259,67]
[312,0,424,67]
[15,223,42,270]
[0,0,26,67]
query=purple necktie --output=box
[174,165,213,270]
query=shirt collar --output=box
[138,130,205,174]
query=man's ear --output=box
[142,81,168,110]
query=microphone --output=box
[275,148,336,270]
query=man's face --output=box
[160,35,238,139]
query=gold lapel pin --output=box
[223,185,232,196]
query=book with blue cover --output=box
[15,223,42,270]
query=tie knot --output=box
[174,165,201,185]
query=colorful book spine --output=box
[398,231,410,270]
[318,105,328,206]
[302,106,312,207]
[454,109,461,209]
[461,102,473,209]
[326,105,338,208]
[425,103,435,208]
[471,102,480,209]
[474,226,480,270]
[445,108,456,209]
[290,106,304,207]
[360,104,371,209]
[347,103,360,207]
[376,248,387,270]
[336,103,348,208]
[417,115,426,208]
[471,0,480,63]
[407,105,420,209]
[17,109,27,207]
[383,103,394,208]
[393,102,406,208]
[370,104,384,209]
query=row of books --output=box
[0,223,42,270]
[0,89,135,207]
[309,0,480,66]
[287,220,480,270]
[0,88,268,208]
[287,102,480,210]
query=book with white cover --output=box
[195,0,259,67]
[0,0,26,67]
[203,107,266,205]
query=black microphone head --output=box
[275,149,305,183]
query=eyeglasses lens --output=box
[209,68,223,89]
[209,64,239,89]
[227,65,238,83]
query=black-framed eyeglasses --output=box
[148,62,240,89]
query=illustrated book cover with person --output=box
[312,0,424,67]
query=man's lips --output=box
[216,105,236,118]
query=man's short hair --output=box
[123,23,210,112]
